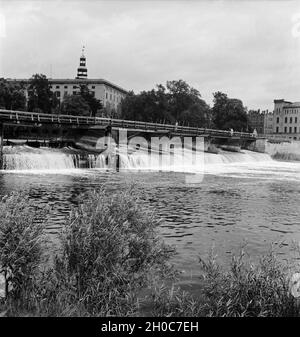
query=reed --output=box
[150,249,300,317]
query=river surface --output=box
[1,153,300,278]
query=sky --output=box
[1,0,300,111]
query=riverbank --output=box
[0,189,299,317]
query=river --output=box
[0,146,300,279]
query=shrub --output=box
[147,249,300,317]
[149,283,201,317]
[52,188,175,316]
[0,192,46,304]
[198,250,299,317]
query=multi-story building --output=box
[247,110,265,134]
[271,99,300,140]
[7,48,128,113]
[247,109,272,135]
[263,111,273,135]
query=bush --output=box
[50,188,175,316]
[0,192,46,310]
[203,250,300,316]
[151,250,300,317]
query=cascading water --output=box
[2,146,81,170]
[118,145,272,172]
[1,145,273,172]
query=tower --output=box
[76,46,88,79]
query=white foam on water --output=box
[2,146,80,171]
[2,145,300,182]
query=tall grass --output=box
[150,250,300,317]
[0,193,46,295]
[198,250,298,317]
[52,188,175,316]
[0,192,47,314]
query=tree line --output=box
[119,80,251,131]
[0,75,254,131]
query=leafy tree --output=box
[79,84,103,117]
[120,91,146,121]
[166,80,201,121]
[179,100,212,127]
[61,94,90,116]
[0,78,26,110]
[27,74,58,114]
[120,80,211,126]
[212,91,248,131]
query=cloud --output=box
[1,0,300,111]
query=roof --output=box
[283,102,300,108]
[6,78,128,94]
[274,99,292,104]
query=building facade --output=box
[247,109,271,135]
[247,110,265,134]
[247,100,300,140]
[270,99,300,140]
[7,48,127,113]
[263,111,273,135]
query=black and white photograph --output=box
[1,0,300,324]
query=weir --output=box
[0,144,272,171]
[0,109,267,170]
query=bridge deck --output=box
[0,109,260,140]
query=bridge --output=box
[0,109,259,138]
[0,109,266,168]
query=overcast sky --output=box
[1,0,300,111]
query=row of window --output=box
[275,108,300,114]
[284,109,300,114]
[276,126,299,133]
[55,91,95,98]
[105,92,122,102]
[50,85,96,89]
[276,117,299,123]
[54,90,121,102]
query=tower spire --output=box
[76,46,87,79]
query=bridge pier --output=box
[0,123,3,169]
[244,138,266,153]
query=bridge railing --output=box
[0,109,257,139]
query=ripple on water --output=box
[1,161,300,273]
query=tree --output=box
[61,94,90,116]
[79,84,103,117]
[166,80,201,120]
[27,74,58,114]
[179,100,212,127]
[120,80,211,126]
[212,91,248,131]
[0,78,26,110]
